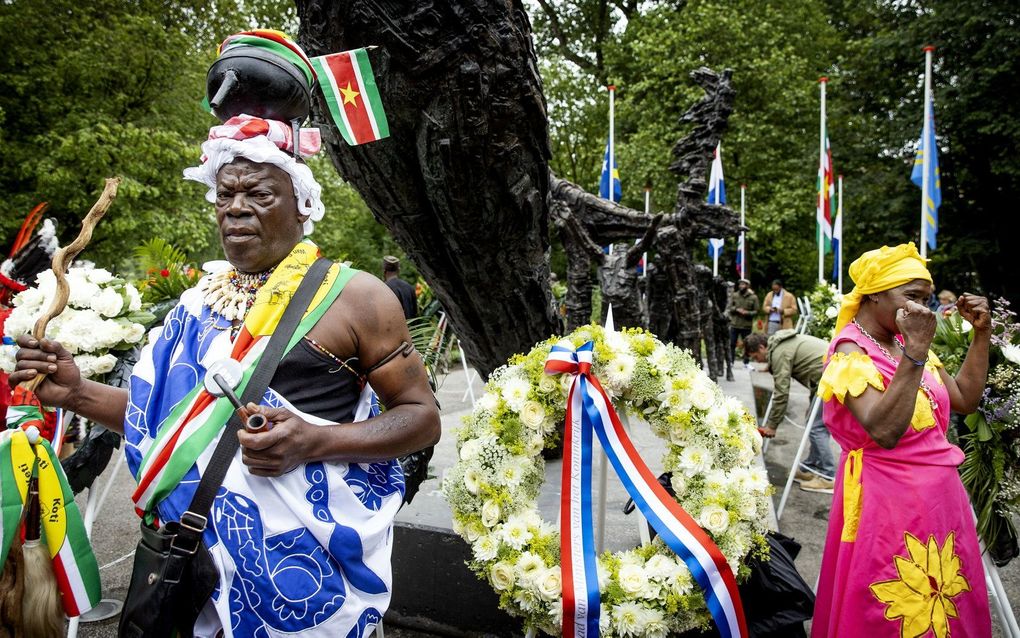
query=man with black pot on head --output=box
[10,30,439,638]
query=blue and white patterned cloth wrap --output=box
[125,282,404,638]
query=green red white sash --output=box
[131,241,354,516]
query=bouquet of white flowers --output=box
[0,266,154,379]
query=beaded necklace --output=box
[853,318,937,412]
[202,268,273,336]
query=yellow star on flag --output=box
[340,82,360,107]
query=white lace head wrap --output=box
[183,115,325,235]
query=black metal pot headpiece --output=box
[206,46,312,124]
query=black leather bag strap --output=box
[174,257,333,544]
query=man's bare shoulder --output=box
[318,271,407,362]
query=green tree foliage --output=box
[824,0,1020,302]
[536,0,1019,301]
[0,0,407,283]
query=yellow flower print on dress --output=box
[870,531,971,638]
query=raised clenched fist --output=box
[895,300,936,359]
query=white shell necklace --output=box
[853,318,937,412]
[201,268,273,323]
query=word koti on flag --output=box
[311,48,390,146]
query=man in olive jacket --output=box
[745,330,835,493]
[727,278,759,368]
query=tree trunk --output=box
[297,0,557,377]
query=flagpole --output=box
[920,46,934,259]
[643,181,650,274]
[712,143,721,277]
[608,85,616,204]
[740,184,746,280]
[818,77,827,283]
[837,175,844,293]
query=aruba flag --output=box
[599,140,621,202]
[911,95,941,251]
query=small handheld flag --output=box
[311,48,390,146]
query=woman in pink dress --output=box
[812,243,992,638]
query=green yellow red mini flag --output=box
[312,49,390,145]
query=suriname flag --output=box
[312,48,390,146]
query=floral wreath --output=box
[442,325,771,636]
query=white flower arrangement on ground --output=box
[442,325,771,636]
[0,267,153,379]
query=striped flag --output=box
[707,143,726,260]
[817,135,834,253]
[831,197,842,282]
[311,49,390,146]
[36,439,102,616]
[911,95,941,250]
[0,429,27,569]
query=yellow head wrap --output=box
[834,242,932,336]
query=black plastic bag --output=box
[738,531,814,638]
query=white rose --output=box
[1002,344,1020,366]
[699,504,730,534]
[501,376,531,412]
[617,564,649,596]
[93,353,118,375]
[464,468,483,495]
[520,400,546,430]
[0,345,16,374]
[524,435,544,457]
[538,373,559,394]
[472,534,499,561]
[86,268,114,284]
[14,286,45,310]
[481,500,501,528]
[120,321,146,345]
[825,305,838,319]
[67,280,101,309]
[460,438,482,461]
[125,284,142,312]
[91,287,124,318]
[490,561,516,591]
[670,472,688,496]
[689,379,715,411]
[535,567,562,601]
[464,521,486,543]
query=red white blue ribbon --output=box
[545,341,747,638]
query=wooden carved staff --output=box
[3,177,120,637]
[20,177,120,391]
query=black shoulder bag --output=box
[118,258,332,638]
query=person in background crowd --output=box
[728,278,759,369]
[383,255,418,320]
[936,289,958,316]
[762,278,797,335]
[745,330,835,493]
